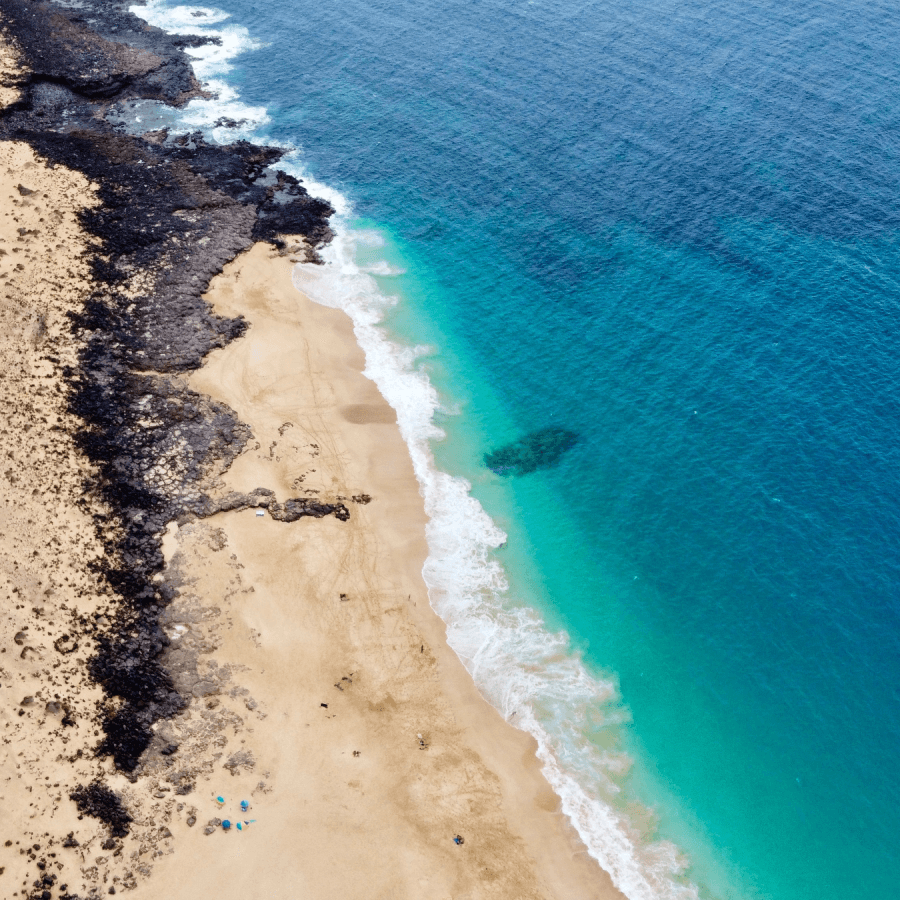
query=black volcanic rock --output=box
[0,0,206,105]
[0,0,342,773]
[193,487,351,523]
[70,783,133,837]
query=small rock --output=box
[186,816,196,827]
[54,634,77,654]
[224,750,255,775]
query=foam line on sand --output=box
[136,240,622,900]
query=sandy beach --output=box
[0,134,621,899]
[0,7,625,897]
[0,136,118,896]
[135,241,622,900]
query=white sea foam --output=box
[131,2,269,139]
[361,260,407,276]
[129,4,702,898]
[354,229,387,248]
[293,232,699,900]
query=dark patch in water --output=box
[485,427,578,476]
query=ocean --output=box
[129,1,900,897]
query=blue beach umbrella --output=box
[222,820,231,830]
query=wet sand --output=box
[137,241,623,900]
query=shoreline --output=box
[0,3,624,897]
[138,240,620,899]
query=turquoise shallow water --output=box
[135,1,900,897]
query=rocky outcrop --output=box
[0,0,208,105]
[0,0,341,774]
[70,782,133,838]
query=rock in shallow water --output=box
[484,427,579,476]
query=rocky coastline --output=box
[0,2,342,894]
[0,5,625,900]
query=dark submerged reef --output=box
[485,427,579,476]
[0,0,340,778]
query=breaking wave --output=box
[130,3,701,897]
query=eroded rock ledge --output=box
[0,3,341,892]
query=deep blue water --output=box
[142,0,900,896]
